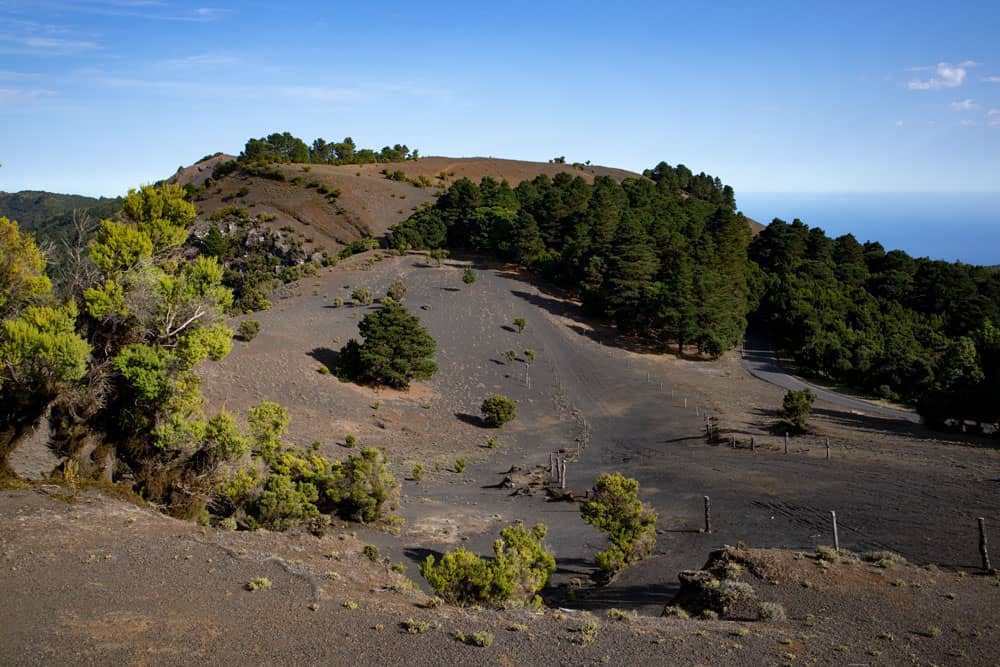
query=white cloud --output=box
[984,76,1000,83]
[960,119,978,126]
[907,61,976,90]
[0,87,57,108]
[949,99,977,111]
[157,51,240,69]
[0,34,100,54]
[988,109,1000,129]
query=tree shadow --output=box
[563,581,680,612]
[455,412,485,427]
[307,347,340,373]
[811,407,998,448]
[552,556,595,577]
[403,547,443,566]
[439,287,461,292]
[500,325,517,333]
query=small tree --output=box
[523,349,536,364]
[782,388,816,431]
[503,349,517,364]
[580,473,658,578]
[513,317,526,333]
[481,394,516,428]
[462,267,476,285]
[337,302,437,389]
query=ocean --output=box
[737,192,1000,267]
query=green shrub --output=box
[756,601,786,622]
[580,473,658,578]
[351,287,373,306]
[411,463,424,480]
[344,434,357,447]
[327,447,400,523]
[363,544,380,562]
[462,267,476,285]
[481,395,516,428]
[816,545,839,562]
[513,317,526,333]
[386,279,407,301]
[455,631,493,647]
[420,523,555,607]
[238,318,261,341]
[454,458,466,473]
[782,388,816,431]
[246,577,272,591]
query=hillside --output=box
[172,156,643,257]
[0,190,122,256]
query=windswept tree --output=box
[580,473,658,578]
[47,184,238,517]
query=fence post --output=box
[831,511,840,552]
[784,432,789,454]
[980,517,992,572]
[560,460,567,490]
[825,438,830,461]
[703,496,712,534]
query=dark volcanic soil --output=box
[5,250,1000,665]
[191,252,1000,612]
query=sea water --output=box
[737,192,1000,267]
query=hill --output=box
[0,190,104,229]
[171,155,643,257]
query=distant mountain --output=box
[0,190,122,247]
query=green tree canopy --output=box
[337,302,437,389]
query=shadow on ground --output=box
[307,347,340,372]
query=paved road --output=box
[741,340,922,424]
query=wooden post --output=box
[751,436,755,452]
[980,517,992,572]
[560,460,567,490]
[831,511,840,552]
[684,398,688,409]
[784,432,789,454]
[703,496,712,534]
[825,438,830,461]
[646,371,650,384]
[732,435,736,449]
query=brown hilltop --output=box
[172,156,641,255]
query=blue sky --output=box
[1,0,999,198]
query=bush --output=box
[580,473,658,578]
[386,279,407,301]
[328,447,400,523]
[351,287,373,305]
[420,523,555,607]
[756,601,787,622]
[238,319,261,341]
[782,388,816,431]
[513,317,526,333]
[481,395,516,428]
[462,267,476,285]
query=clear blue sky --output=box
[1,0,999,197]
